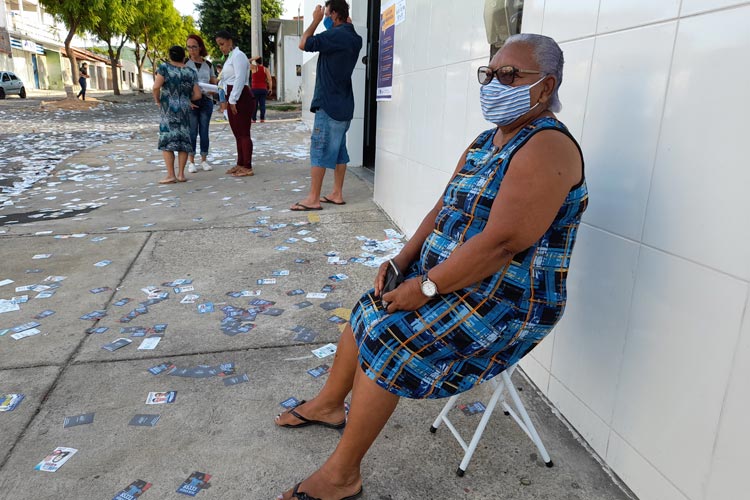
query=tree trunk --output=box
[107,42,122,95]
[134,43,145,93]
[107,43,120,96]
[148,49,157,75]
[109,38,128,95]
[63,23,79,98]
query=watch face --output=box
[421,280,437,297]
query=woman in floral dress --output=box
[152,45,201,184]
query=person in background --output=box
[152,45,201,184]
[250,56,272,123]
[77,62,90,100]
[274,33,587,500]
[290,0,362,211]
[214,63,228,120]
[185,34,217,173]
[214,29,256,177]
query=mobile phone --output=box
[382,260,404,294]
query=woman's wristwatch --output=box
[420,274,438,297]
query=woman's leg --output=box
[278,366,399,500]
[228,88,253,170]
[199,98,211,159]
[259,90,267,121]
[252,90,260,121]
[275,324,359,427]
[160,151,176,182]
[188,108,199,165]
[176,151,188,181]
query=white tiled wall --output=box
[580,22,675,240]
[705,293,750,500]
[372,1,750,499]
[643,7,750,281]
[596,0,680,33]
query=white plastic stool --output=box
[429,363,553,476]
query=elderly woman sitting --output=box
[274,33,588,500]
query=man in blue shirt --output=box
[291,0,363,211]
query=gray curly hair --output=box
[502,33,564,113]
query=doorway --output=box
[362,0,381,170]
[31,54,40,89]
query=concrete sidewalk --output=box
[0,107,634,499]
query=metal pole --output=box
[250,0,263,60]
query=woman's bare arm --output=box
[382,130,582,310]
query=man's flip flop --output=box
[277,400,346,429]
[320,196,346,205]
[290,203,323,212]
[288,482,363,500]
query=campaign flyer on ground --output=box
[34,447,77,472]
[145,391,176,404]
[112,479,152,499]
[176,471,211,496]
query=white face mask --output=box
[479,76,545,126]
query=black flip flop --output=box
[278,400,346,430]
[290,203,323,211]
[320,196,346,205]
[291,482,363,500]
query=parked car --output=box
[0,71,26,99]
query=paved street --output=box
[0,94,634,500]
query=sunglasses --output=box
[478,65,543,85]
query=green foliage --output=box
[151,15,196,65]
[90,0,139,94]
[39,0,104,35]
[266,104,301,112]
[127,0,175,52]
[39,0,106,84]
[90,0,136,44]
[90,46,109,57]
[197,0,283,60]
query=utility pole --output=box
[250,0,263,60]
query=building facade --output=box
[299,1,750,500]
[0,0,152,93]
[267,17,304,103]
[0,0,66,90]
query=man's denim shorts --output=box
[310,109,351,169]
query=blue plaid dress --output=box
[351,117,588,399]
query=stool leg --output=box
[430,394,459,432]
[456,379,505,476]
[502,370,553,466]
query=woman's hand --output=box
[230,103,238,115]
[220,102,228,112]
[381,278,430,313]
[373,255,410,297]
[374,260,389,297]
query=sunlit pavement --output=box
[0,97,634,499]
